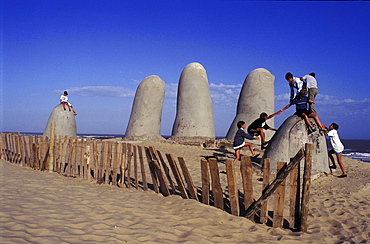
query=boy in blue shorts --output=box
[277,89,325,133]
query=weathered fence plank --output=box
[241,156,253,211]
[208,157,223,210]
[152,160,170,196]
[273,161,287,228]
[178,157,198,200]
[289,161,300,229]
[137,146,148,191]
[155,149,176,194]
[300,143,313,232]
[166,153,188,199]
[260,158,270,224]
[145,147,159,193]
[200,158,210,205]
[226,160,239,216]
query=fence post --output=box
[48,121,55,172]
[289,159,300,229]
[201,158,210,204]
[273,161,287,228]
[240,156,253,212]
[226,160,239,216]
[178,157,198,200]
[300,143,313,232]
[208,157,223,210]
[85,139,91,180]
[260,158,270,223]
[137,146,148,191]
[166,153,188,199]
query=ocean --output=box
[3,132,370,163]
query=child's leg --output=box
[328,149,336,168]
[257,128,266,144]
[61,102,66,110]
[310,113,325,129]
[233,149,241,163]
[302,114,313,128]
[71,107,77,115]
[336,154,347,176]
[244,142,256,157]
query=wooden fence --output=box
[0,132,312,232]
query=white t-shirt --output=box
[293,77,305,92]
[60,95,68,103]
[302,74,318,89]
[328,129,344,153]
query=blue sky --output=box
[1,0,370,139]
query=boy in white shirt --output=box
[300,72,318,114]
[326,123,347,177]
[60,91,77,115]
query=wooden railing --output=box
[0,132,312,232]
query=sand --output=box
[0,140,369,243]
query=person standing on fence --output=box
[233,121,259,163]
[247,112,278,149]
[326,123,347,178]
[60,91,77,115]
[300,72,318,114]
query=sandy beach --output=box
[1,140,369,243]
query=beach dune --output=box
[0,140,369,243]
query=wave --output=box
[343,152,370,163]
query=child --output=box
[285,72,307,103]
[247,112,278,149]
[300,72,318,114]
[326,123,347,178]
[233,121,259,163]
[277,89,325,133]
[60,91,77,115]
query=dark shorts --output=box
[248,129,258,134]
[295,109,311,117]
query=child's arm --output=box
[240,130,257,140]
[276,104,291,115]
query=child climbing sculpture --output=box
[326,123,347,178]
[233,121,259,163]
[247,112,278,149]
[277,89,325,133]
[300,72,318,114]
[60,91,77,115]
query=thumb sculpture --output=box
[125,75,165,141]
[43,104,77,138]
[170,62,215,143]
[226,68,275,141]
[263,115,330,173]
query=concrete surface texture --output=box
[43,104,77,138]
[263,115,330,173]
[125,75,165,141]
[226,68,275,141]
[170,62,215,142]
